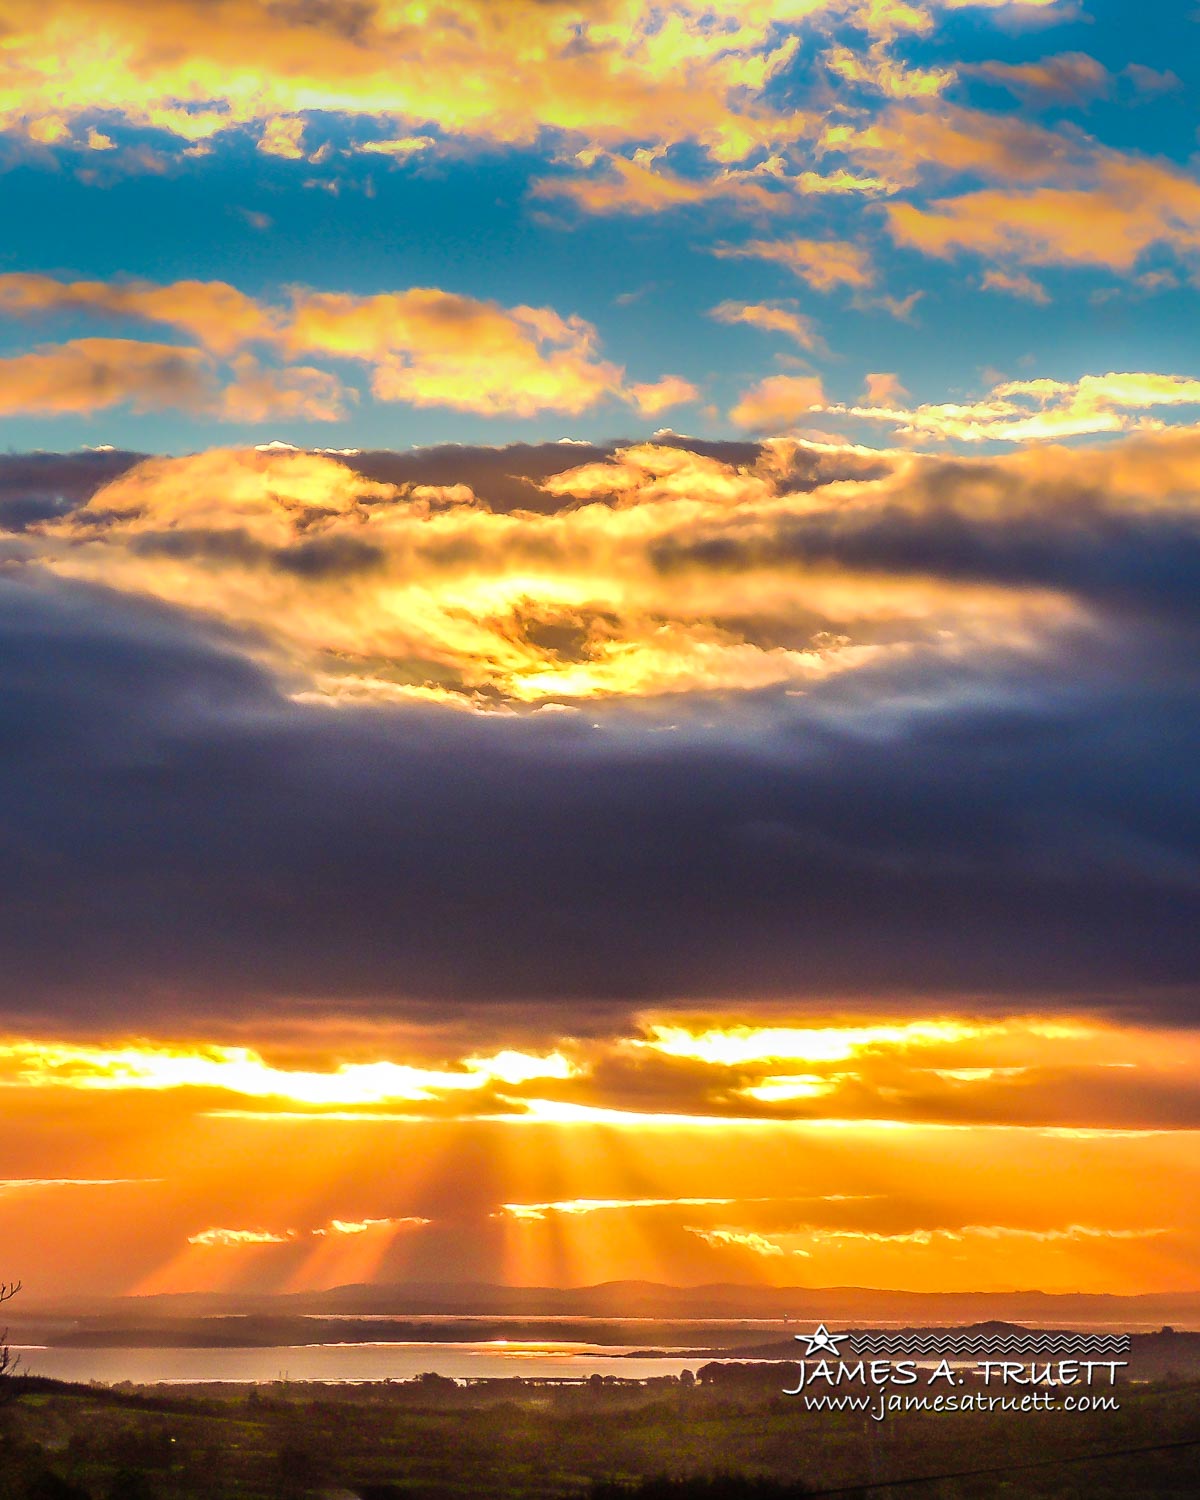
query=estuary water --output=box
[13,1340,708,1385]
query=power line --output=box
[803,1433,1200,1495]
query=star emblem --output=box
[796,1323,847,1357]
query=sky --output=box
[2,0,1200,1305]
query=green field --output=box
[2,1373,1198,1500]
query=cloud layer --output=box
[1,429,1198,1020]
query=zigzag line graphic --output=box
[849,1337,1130,1348]
[847,1334,1129,1357]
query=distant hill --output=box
[18,1278,1200,1320]
[12,1281,1200,1347]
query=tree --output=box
[0,1281,21,1402]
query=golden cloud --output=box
[531,150,792,216]
[3,1011,1200,1157]
[11,419,1200,708]
[0,0,830,162]
[686,1226,794,1256]
[820,370,1200,443]
[0,273,282,357]
[188,1226,297,1246]
[0,337,212,416]
[822,39,954,99]
[0,271,693,420]
[887,156,1200,273]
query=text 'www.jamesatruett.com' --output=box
[785,1358,1125,1422]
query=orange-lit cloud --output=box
[283,287,625,416]
[887,156,1200,273]
[531,150,791,217]
[729,373,826,430]
[0,1038,577,1110]
[715,236,876,292]
[0,338,212,416]
[188,1214,431,1247]
[315,1216,430,1236]
[11,419,1200,708]
[2,1007,1199,1297]
[26,441,869,703]
[822,39,954,99]
[821,370,1200,443]
[825,103,1080,191]
[973,51,1112,105]
[0,0,825,164]
[188,1226,297,1246]
[2,1013,1198,1135]
[860,370,908,404]
[497,1196,743,1221]
[687,1226,796,1256]
[0,271,687,420]
[219,355,350,422]
[980,268,1050,304]
[709,300,824,350]
[0,273,282,356]
[628,375,701,415]
[0,1177,159,1190]
[636,1018,1010,1065]
[705,1222,1170,1256]
[358,135,435,160]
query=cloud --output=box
[628,375,701,416]
[0,448,144,530]
[709,301,824,351]
[828,102,1082,191]
[0,272,689,421]
[4,1010,1200,1132]
[715,237,876,292]
[1123,63,1181,98]
[187,1227,297,1246]
[860,371,908,405]
[358,135,435,160]
[802,1223,1170,1247]
[497,1196,744,1221]
[1,429,1200,1020]
[0,0,826,165]
[28,442,864,703]
[973,51,1112,105]
[219,356,351,423]
[2,0,1191,333]
[980,268,1050,304]
[685,1227,797,1257]
[0,338,214,417]
[314,1216,431,1235]
[0,1177,158,1190]
[257,115,309,159]
[819,370,1200,443]
[530,150,791,217]
[0,1036,574,1110]
[823,39,954,100]
[730,374,826,430]
[0,273,282,357]
[282,287,625,416]
[887,156,1200,273]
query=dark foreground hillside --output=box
[0,1374,1197,1500]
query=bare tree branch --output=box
[0,1280,22,1403]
